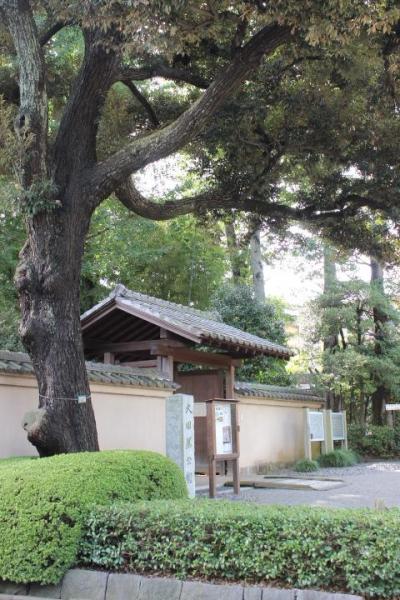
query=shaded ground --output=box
[216,461,400,508]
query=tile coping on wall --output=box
[0,569,363,600]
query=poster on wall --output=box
[215,402,233,454]
[308,411,325,442]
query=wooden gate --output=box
[175,370,224,473]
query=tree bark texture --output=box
[249,227,266,302]
[224,220,245,284]
[370,256,389,425]
[322,243,341,411]
[16,197,99,456]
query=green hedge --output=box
[0,450,187,584]
[80,501,400,598]
[348,424,400,458]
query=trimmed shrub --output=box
[294,458,319,473]
[348,424,400,458]
[317,449,359,468]
[0,450,187,584]
[80,501,400,598]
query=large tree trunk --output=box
[224,219,245,284]
[322,243,341,410]
[249,227,266,302]
[16,190,99,456]
[370,256,389,426]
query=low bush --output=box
[0,450,187,584]
[348,424,400,458]
[294,458,319,473]
[317,449,359,468]
[80,501,400,598]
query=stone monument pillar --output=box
[166,394,195,498]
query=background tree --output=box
[306,247,400,425]
[82,198,227,311]
[211,284,292,386]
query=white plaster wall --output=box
[0,373,172,459]
[92,387,167,454]
[0,375,38,457]
[238,396,324,472]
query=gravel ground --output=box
[220,461,400,509]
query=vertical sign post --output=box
[206,398,240,498]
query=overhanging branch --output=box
[115,178,380,225]
[90,23,291,201]
[118,64,209,89]
[39,20,72,46]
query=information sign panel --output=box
[215,402,233,454]
[308,411,324,441]
[332,412,345,441]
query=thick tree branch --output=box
[115,178,380,225]
[122,80,159,128]
[0,17,71,105]
[53,28,122,190]
[1,0,47,184]
[230,17,248,56]
[39,20,72,46]
[91,23,291,201]
[118,64,210,89]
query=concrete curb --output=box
[0,569,363,600]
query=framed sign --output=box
[332,412,345,441]
[308,411,325,441]
[206,398,240,498]
[215,402,233,454]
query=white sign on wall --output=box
[308,411,325,442]
[332,412,345,441]
[215,402,233,455]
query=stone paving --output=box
[220,460,400,508]
[0,570,362,600]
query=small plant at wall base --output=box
[0,451,187,584]
[318,449,359,468]
[294,458,319,472]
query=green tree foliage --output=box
[0,189,227,348]
[310,271,400,423]
[0,182,25,350]
[211,284,292,385]
[81,198,227,312]
[188,23,399,258]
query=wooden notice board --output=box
[206,398,240,498]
